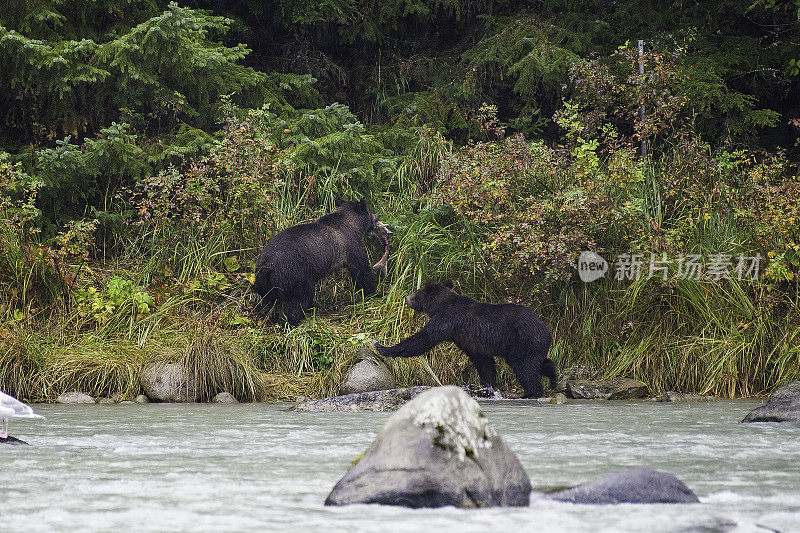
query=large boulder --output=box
[550,467,699,504]
[325,386,531,508]
[293,387,430,412]
[742,381,800,423]
[139,362,198,403]
[567,378,649,400]
[56,391,96,404]
[340,358,395,395]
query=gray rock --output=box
[119,400,135,404]
[549,393,568,405]
[555,366,595,393]
[56,391,96,404]
[742,381,800,423]
[212,392,238,404]
[293,386,431,412]
[340,358,395,395]
[567,378,649,400]
[550,467,699,504]
[97,397,117,405]
[653,391,713,402]
[325,386,531,508]
[135,394,150,404]
[139,362,198,402]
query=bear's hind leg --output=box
[507,355,544,399]
[283,284,315,326]
[254,291,279,318]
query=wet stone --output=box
[57,391,96,404]
[293,387,431,412]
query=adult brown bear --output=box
[374,280,556,398]
[253,198,388,325]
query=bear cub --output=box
[253,198,386,325]
[374,280,556,398]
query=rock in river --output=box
[325,386,531,508]
[57,391,96,404]
[550,467,699,504]
[653,391,713,402]
[212,392,238,404]
[566,377,649,400]
[293,386,430,412]
[0,435,29,445]
[742,381,800,423]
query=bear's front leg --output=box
[373,322,450,358]
[346,248,377,297]
[468,352,500,397]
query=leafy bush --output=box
[75,276,156,326]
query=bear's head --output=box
[405,280,456,314]
[335,197,384,234]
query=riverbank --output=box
[2,252,799,403]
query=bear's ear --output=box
[359,198,369,211]
[443,279,454,289]
[334,196,345,208]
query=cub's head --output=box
[405,280,456,313]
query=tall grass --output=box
[2,129,799,402]
[548,276,800,397]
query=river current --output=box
[3,399,799,532]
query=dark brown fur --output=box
[253,199,381,325]
[375,280,556,398]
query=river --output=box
[3,399,798,532]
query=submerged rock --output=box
[742,381,800,423]
[566,378,649,400]
[325,386,531,508]
[0,436,29,446]
[550,467,699,504]
[212,392,238,404]
[653,392,714,402]
[140,362,198,403]
[340,358,395,395]
[57,391,96,404]
[293,386,430,412]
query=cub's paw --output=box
[370,340,390,357]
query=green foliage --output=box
[463,15,583,135]
[0,2,271,141]
[75,276,156,326]
[95,2,266,130]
